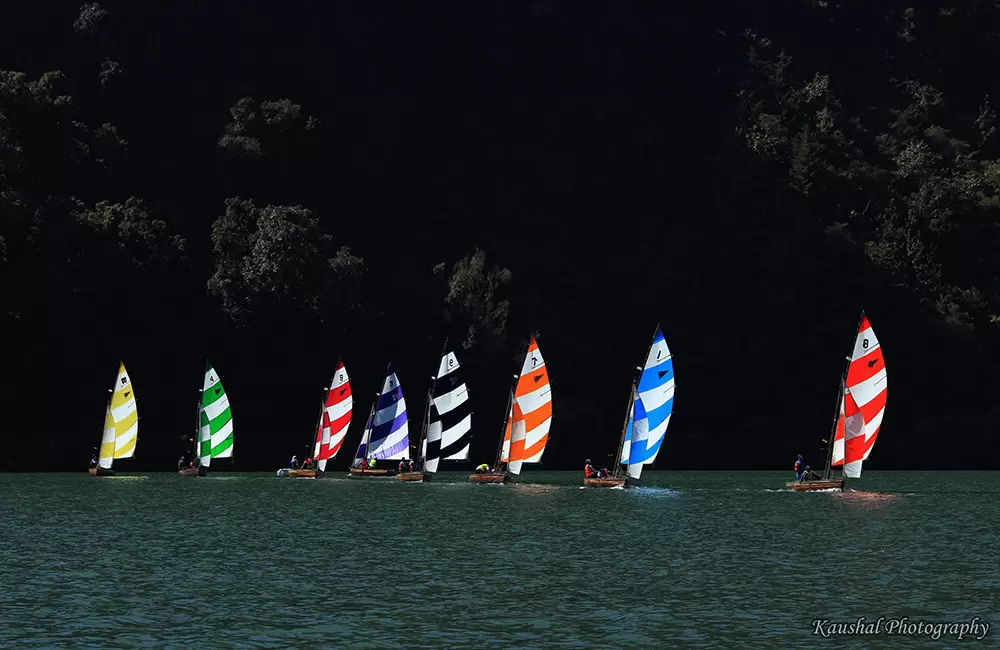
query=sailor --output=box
[360,458,369,469]
[475,463,490,474]
[399,459,407,473]
[303,457,313,469]
[408,459,416,472]
[584,459,598,478]
[369,458,377,468]
[794,454,804,479]
[290,455,298,469]
[177,456,186,471]
[90,447,98,467]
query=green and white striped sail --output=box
[198,361,234,467]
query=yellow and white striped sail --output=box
[108,363,138,460]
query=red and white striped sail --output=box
[316,360,352,471]
[831,314,887,478]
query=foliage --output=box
[208,198,364,327]
[435,249,513,351]
[736,27,1000,331]
[217,97,318,159]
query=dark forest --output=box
[1,1,998,471]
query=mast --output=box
[194,385,203,462]
[613,325,659,478]
[310,384,328,463]
[100,384,113,469]
[821,311,866,480]
[821,378,845,480]
[418,338,449,471]
[353,373,380,463]
[611,380,637,479]
[492,387,515,472]
[493,337,531,473]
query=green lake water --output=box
[0,471,997,648]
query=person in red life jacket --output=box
[408,458,416,472]
[794,454,804,480]
[585,459,598,478]
[303,457,313,469]
[360,458,369,469]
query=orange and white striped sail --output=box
[506,337,552,475]
[831,314,887,478]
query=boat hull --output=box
[278,468,317,478]
[88,467,115,477]
[349,468,396,477]
[786,479,845,492]
[469,472,506,484]
[178,466,205,477]
[395,472,425,482]
[584,477,626,488]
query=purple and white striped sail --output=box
[364,363,410,460]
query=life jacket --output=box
[794,459,802,471]
[585,465,595,477]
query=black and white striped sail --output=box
[423,350,472,473]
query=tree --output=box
[208,198,364,328]
[435,249,513,351]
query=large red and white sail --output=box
[831,314,887,477]
[317,360,352,471]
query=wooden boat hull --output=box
[178,466,205,477]
[349,468,396,477]
[469,472,506,484]
[395,472,424,482]
[88,467,115,477]
[786,479,845,492]
[288,469,317,478]
[584,477,626,488]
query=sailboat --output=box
[89,362,138,476]
[180,361,235,477]
[279,360,353,478]
[586,325,675,487]
[397,345,473,481]
[787,312,888,492]
[349,363,409,477]
[469,335,552,484]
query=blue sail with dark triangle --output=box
[620,326,674,466]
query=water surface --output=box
[1,471,996,648]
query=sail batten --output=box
[425,350,472,473]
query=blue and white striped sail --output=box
[363,364,410,460]
[628,394,649,480]
[620,326,674,466]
